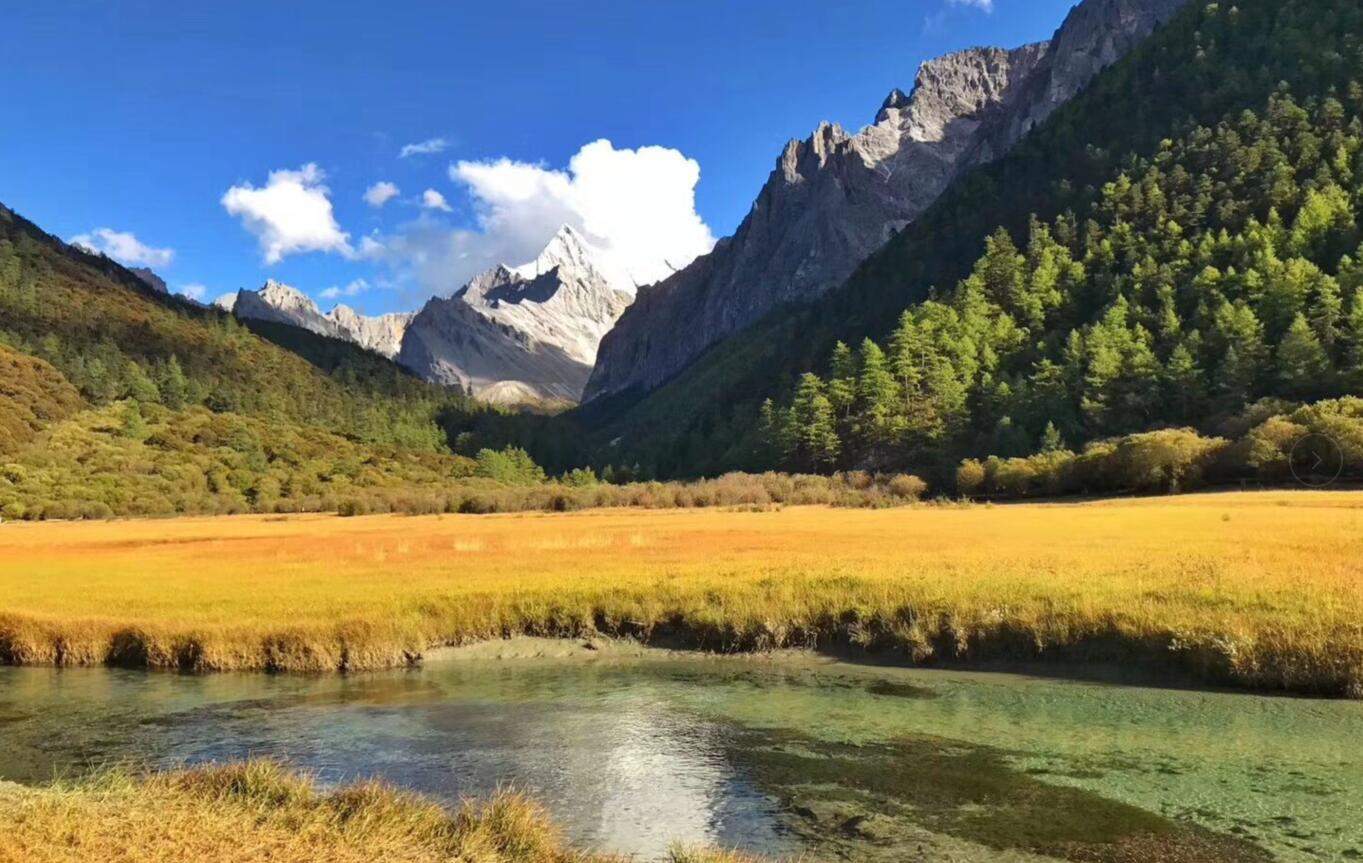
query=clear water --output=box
[0,657,1359,862]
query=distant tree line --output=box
[0,393,931,520]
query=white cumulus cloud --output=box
[399,137,448,158]
[177,283,208,302]
[221,163,353,265]
[364,139,714,296]
[421,188,452,212]
[950,0,993,10]
[69,228,175,268]
[364,181,400,208]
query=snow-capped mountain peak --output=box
[397,227,634,404]
[510,225,605,283]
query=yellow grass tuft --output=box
[0,761,757,863]
[1,491,1361,695]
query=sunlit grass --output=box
[0,760,763,863]
[1,491,1361,694]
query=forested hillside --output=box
[1,203,893,519]
[0,205,470,450]
[761,90,1363,491]
[0,346,83,456]
[582,0,1363,482]
[0,205,500,518]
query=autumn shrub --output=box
[1121,430,1225,491]
[955,459,986,496]
[887,474,928,500]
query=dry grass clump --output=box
[1,491,1361,695]
[0,761,762,863]
[666,848,767,863]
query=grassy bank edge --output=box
[0,760,760,863]
[2,611,1359,700]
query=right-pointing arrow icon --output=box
[1289,434,1344,488]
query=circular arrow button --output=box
[1288,433,1344,488]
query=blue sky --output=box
[1,0,1075,313]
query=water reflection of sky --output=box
[0,665,793,859]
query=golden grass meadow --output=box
[1,490,1362,695]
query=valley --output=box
[5,0,1363,860]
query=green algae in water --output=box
[862,678,939,699]
[727,728,1270,862]
[645,661,1362,862]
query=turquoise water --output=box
[0,657,1359,861]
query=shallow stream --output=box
[0,657,1358,861]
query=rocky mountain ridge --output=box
[584,0,1189,402]
[226,280,414,359]
[225,228,632,404]
[128,267,168,295]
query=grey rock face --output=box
[585,0,1189,402]
[230,280,413,359]
[128,267,168,294]
[232,280,329,331]
[327,304,414,360]
[397,226,632,405]
[1041,0,1188,111]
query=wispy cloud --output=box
[177,283,208,302]
[69,227,174,268]
[924,0,995,34]
[398,137,448,159]
[319,278,371,300]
